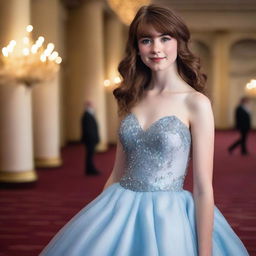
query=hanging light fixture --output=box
[0,25,62,87]
[107,0,151,25]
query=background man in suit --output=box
[228,96,252,155]
[81,100,101,175]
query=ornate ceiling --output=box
[61,0,256,11]
[154,0,256,11]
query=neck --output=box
[149,62,186,92]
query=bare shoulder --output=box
[184,91,214,129]
[186,91,212,114]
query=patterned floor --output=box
[0,130,255,256]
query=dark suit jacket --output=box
[81,111,100,145]
[235,105,251,132]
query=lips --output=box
[149,57,166,62]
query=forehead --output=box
[137,22,173,40]
[138,26,167,38]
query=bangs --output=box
[136,16,177,40]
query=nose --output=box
[151,39,161,54]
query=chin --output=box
[149,65,167,72]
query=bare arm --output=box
[189,92,215,256]
[103,121,126,191]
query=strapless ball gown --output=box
[40,113,249,256]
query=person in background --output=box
[81,100,101,175]
[228,96,252,155]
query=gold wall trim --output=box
[35,157,62,168]
[0,170,38,183]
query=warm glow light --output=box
[52,51,58,58]
[40,54,47,62]
[104,79,111,87]
[246,79,256,89]
[10,40,16,47]
[44,44,54,57]
[47,43,54,52]
[35,41,43,47]
[246,83,252,89]
[6,45,13,52]
[23,37,29,44]
[22,48,29,56]
[44,49,51,57]
[113,76,121,84]
[49,51,58,61]
[251,79,256,86]
[26,25,33,32]
[31,45,38,54]
[35,36,44,47]
[38,36,44,43]
[55,56,62,64]
[245,79,256,97]
[2,47,8,57]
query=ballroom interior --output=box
[0,0,256,183]
[0,0,256,255]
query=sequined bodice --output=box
[119,113,191,192]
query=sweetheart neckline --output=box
[129,112,190,132]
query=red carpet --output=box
[0,130,255,256]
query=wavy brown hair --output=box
[113,4,207,117]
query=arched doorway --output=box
[229,39,256,128]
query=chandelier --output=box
[107,0,151,25]
[0,25,62,87]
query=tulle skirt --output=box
[40,183,249,256]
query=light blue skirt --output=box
[40,183,249,256]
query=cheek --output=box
[166,41,177,55]
[138,44,149,56]
[164,47,177,63]
[138,47,150,65]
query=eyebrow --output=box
[138,33,170,39]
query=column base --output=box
[96,142,108,152]
[35,157,62,168]
[0,170,38,183]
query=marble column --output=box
[212,31,230,129]
[0,0,37,182]
[31,0,66,167]
[32,76,62,167]
[104,13,124,143]
[66,0,107,151]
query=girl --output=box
[40,4,249,256]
